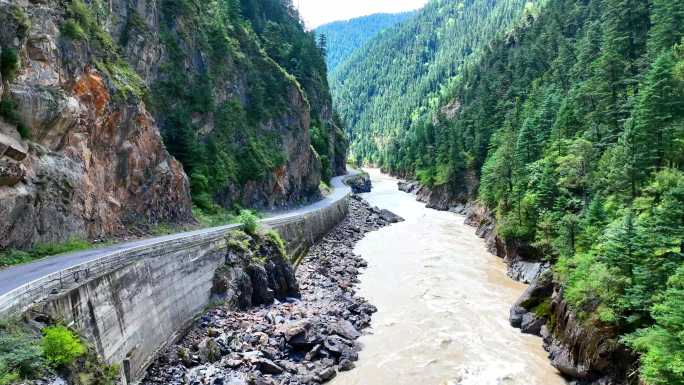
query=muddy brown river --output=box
[331,169,567,385]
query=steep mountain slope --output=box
[352,0,684,383]
[141,0,347,211]
[330,0,534,164]
[0,0,345,249]
[315,11,417,72]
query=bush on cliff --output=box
[61,19,86,40]
[0,98,29,139]
[265,230,288,260]
[0,48,19,81]
[238,210,259,235]
[626,265,684,385]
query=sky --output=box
[294,0,429,29]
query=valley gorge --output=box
[324,0,684,384]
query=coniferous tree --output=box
[331,0,684,380]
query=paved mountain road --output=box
[0,173,354,297]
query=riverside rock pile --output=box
[344,173,372,194]
[142,195,402,385]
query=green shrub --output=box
[65,0,116,51]
[41,326,85,367]
[238,210,259,235]
[311,124,332,183]
[265,230,287,259]
[61,19,87,40]
[0,250,33,267]
[0,99,29,139]
[9,6,30,39]
[0,371,20,385]
[95,60,146,100]
[532,298,552,318]
[33,238,91,258]
[226,230,251,253]
[0,323,45,381]
[0,238,92,268]
[0,48,19,81]
[192,206,236,228]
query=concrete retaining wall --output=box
[270,195,349,261]
[40,238,228,383]
[19,193,348,384]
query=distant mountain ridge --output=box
[315,11,417,72]
[329,0,532,164]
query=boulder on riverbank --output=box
[345,172,372,194]
[211,231,299,310]
[397,180,420,194]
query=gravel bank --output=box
[142,195,402,385]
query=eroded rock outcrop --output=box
[212,231,300,310]
[0,1,192,249]
[466,202,635,383]
[541,289,637,384]
[464,203,549,284]
[510,277,638,384]
[396,171,477,213]
[344,172,371,194]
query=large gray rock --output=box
[0,159,23,186]
[378,209,404,224]
[247,264,276,306]
[509,271,553,335]
[397,180,420,194]
[345,172,372,193]
[212,232,300,310]
[0,132,27,161]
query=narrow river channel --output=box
[332,169,567,385]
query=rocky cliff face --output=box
[128,0,346,211]
[0,0,192,249]
[510,276,638,385]
[0,0,346,249]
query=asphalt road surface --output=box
[0,173,353,297]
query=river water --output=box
[332,169,567,385]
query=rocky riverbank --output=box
[142,195,402,385]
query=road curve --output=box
[0,172,354,297]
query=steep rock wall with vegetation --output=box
[0,0,193,250]
[0,0,346,250]
[136,0,347,211]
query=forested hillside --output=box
[152,0,347,213]
[315,12,416,72]
[330,0,534,163]
[350,0,684,383]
